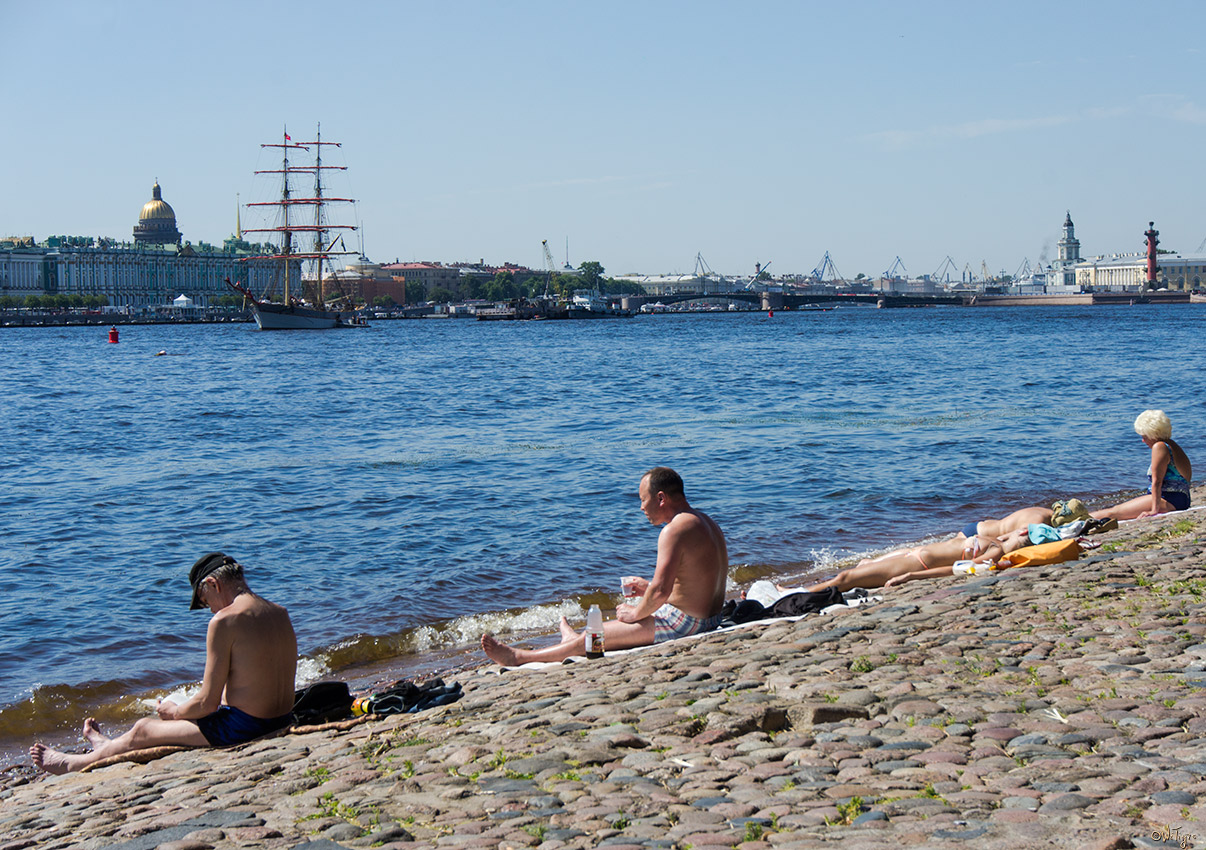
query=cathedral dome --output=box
[134,181,182,244]
[140,183,177,220]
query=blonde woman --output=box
[1093,410,1192,520]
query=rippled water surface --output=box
[1,305,1203,752]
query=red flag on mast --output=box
[284,133,291,141]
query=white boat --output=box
[567,290,632,319]
[227,125,363,330]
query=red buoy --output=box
[768,310,774,318]
[108,326,119,344]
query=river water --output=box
[1,304,1202,761]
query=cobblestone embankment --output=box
[5,508,1206,850]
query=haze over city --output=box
[5,0,1206,279]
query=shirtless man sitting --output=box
[31,553,297,774]
[481,467,728,665]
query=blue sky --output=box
[5,1,1205,279]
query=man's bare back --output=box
[207,592,297,720]
[657,508,727,620]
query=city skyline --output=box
[5,1,1206,279]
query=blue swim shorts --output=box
[652,603,723,644]
[194,705,294,748]
[962,521,980,538]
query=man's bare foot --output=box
[558,616,578,642]
[83,717,110,749]
[30,743,79,775]
[481,634,521,667]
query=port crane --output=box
[932,256,958,284]
[884,256,908,280]
[810,251,844,284]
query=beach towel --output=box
[999,538,1082,569]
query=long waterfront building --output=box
[0,182,293,309]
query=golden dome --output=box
[133,180,182,244]
[140,182,177,221]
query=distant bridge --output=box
[621,291,968,310]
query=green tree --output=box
[483,270,518,301]
[0,296,14,310]
[25,294,43,310]
[373,295,396,308]
[429,287,456,304]
[579,261,604,290]
[405,280,425,304]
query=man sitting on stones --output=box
[481,467,728,665]
[31,553,297,774]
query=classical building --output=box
[0,183,292,308]
[1075,254,1205,292]
[381,262,463,297]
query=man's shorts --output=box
[652,603,723,644]
[194,705,294,748]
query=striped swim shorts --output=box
[652,603,723,643]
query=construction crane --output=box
[541,239,558,296]
[981,261,991,283]
[884,256,907,280]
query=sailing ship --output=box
[226,125,363,330]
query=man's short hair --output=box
[644,467,684,498]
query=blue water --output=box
[1,305,1203,753]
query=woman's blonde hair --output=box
[1134,409,1172,441]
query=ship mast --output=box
[243,125,357,306]
[282,127,292,302]
[315,123,324,307]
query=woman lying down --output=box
[802,528,1036,594]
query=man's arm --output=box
[158,615,234,721]
[617,521,684,623]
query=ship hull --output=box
[253,302,343,330]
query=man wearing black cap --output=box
[31,553,297,774]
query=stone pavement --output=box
[4,508,1206,849]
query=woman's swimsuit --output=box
[194,705,294,748]
[1150,442,1191,512]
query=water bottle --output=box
[351,695,375,716]
[585,604,605,659]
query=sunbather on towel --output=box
[803,528,1033,594]
[31,553,297,774]
[481,467,727,665]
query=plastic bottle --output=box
[951,560,977,576]
[584,604,605,659]
[351,695,375,716]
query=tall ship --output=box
[227,125,362,329]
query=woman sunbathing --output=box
[804,527,1033,593]
[1092,409,1192,520]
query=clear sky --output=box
[5,1,1205,279]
